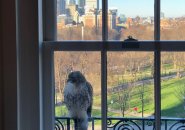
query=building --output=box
[109,9,118,29]
[58,0,66,14]
[77,0,85,15]
[85,0,99,13]
[81,9,117,30]
[57,15,68,28]
[97,10,117,30]
[126,17,133,28]
[78,0,85,8]
[66,4,78,17]
[161,12,165,19]
[67,0,76,5]
[81,11,96,28]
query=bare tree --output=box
[115,83,133,117]
[137,79,145,117]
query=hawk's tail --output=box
[74,118,88,130]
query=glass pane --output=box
[107,52,155,129]
[54,51,101,129]
[161,0,185,40]
[57,0,102,40]
[161,52,185,129]
[161,52,185,117]
[108,0,154,41]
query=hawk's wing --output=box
[86,81,93,118]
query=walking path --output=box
[108,72,185,93]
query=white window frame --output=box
[43,0,185,130]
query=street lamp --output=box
[81,24,84,40]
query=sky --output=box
[102,0,185,17]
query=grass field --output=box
[56,76,185,118]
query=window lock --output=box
[122,36,140,49]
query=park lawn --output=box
[107,83,154,117]
[56,76,185,118]
[55,105,68,116]
[107,64,154,87]
[161,78,185,117]
[107,77,185,117]
[108,63,176,88]
[162,63,173,70]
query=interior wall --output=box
[0,0,43,129]
[0,0,3,129]
[17,0,42,129]
[1,0,18,129]
[1,0,17,130]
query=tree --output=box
[137,79,145,117]
[54,52,73,104]
[172,52,185,78]
[116,83,133,117]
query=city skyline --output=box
[108,0,185,17]
[58,0,185,18]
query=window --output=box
[43,0,185,130]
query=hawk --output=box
[64,71,93,130]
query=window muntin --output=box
[161,0,185,40]
[108,0,154,41]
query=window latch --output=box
[122,36,140,49]
[124,36,138,42]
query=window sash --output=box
[43,40,185,130]
[43,0,185,130]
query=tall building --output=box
[59,0,66,14]
[82,9,117,30]
[66,4,78,16]
[67,0,76,5]
[78,0,85,8]
[77,0,85,15]
[161,12,165,19]
[97,10,117,29]
[85,0,98,10]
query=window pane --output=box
[161,52,185,118]
[54,51,101,129]
[161,0,185,40]
[161,52,185,129]
[107,52,154,129]
[57,0,102,40]
[108,0,154,41]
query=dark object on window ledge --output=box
[124,36,138,42]
[122,36,139,48]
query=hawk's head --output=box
[67,71,86,85]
